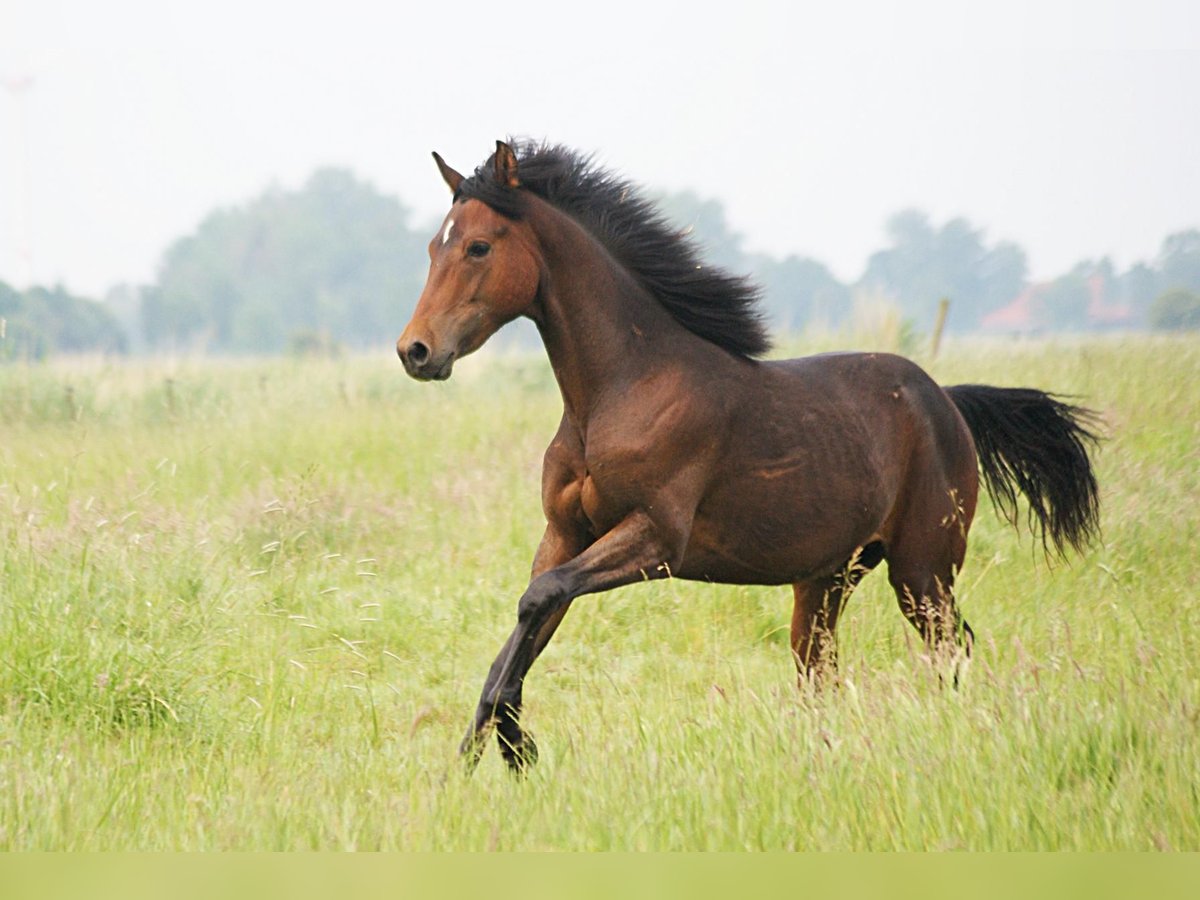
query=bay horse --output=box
[397,140,1100,772]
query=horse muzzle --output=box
[397,338,456,381]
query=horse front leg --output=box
[458,601,575,771]
[461,509,680,773]
[460,604,574,771]
[459,525,583,770]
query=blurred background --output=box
[2,0,1198,358]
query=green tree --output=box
[1149,289,1200,331]
[753,254,850,330]
[0,280,127,360]
[1158,229,1200,293]
[147,169,427,353]
[1119,261,1160,323]
[859,209,1026,331]
[1033,263,1094,331]
[977,241,1028,322]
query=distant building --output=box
[1085,274,1135,328]
[981,284,1039,332]
[981,273,1135,332]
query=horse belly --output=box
[676,454,893,586]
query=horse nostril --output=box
[407,341,430,366]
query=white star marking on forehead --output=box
[442,219,455,245]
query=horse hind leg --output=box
[892,572,974,653]
[885,528,975,671]
[791,541,885,682]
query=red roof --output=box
[981,275,1134,330]
[981,285,1038,329]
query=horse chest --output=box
[575,459,647,536]
[579,474,603,527]
[579,471,637,535]
[543,458,626,537]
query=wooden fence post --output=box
[931,297,951,358]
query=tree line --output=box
[0,282,126,360]
[4,169,1200,359]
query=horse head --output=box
[397,142,540,381]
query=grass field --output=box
[1,334,1197,850]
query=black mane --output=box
[456,140,771,359]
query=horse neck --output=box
[525,199,705,426]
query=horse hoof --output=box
[501,733,539,774]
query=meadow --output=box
[0,334,1197,850]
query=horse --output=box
[396,140,1100,772]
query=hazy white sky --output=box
[1,0,1197,296]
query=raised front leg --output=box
[457,520,584,770]
[461,509,680,772]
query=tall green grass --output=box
[1,335,1197,849]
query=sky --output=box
[1,0,1198,297]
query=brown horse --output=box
[397,140,1100,771]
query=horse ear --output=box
[494,140,520,189]
[432,152,464,193]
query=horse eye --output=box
[467,241,491,258]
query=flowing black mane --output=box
[455,140,771,359]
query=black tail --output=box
[946,384,1101,557]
